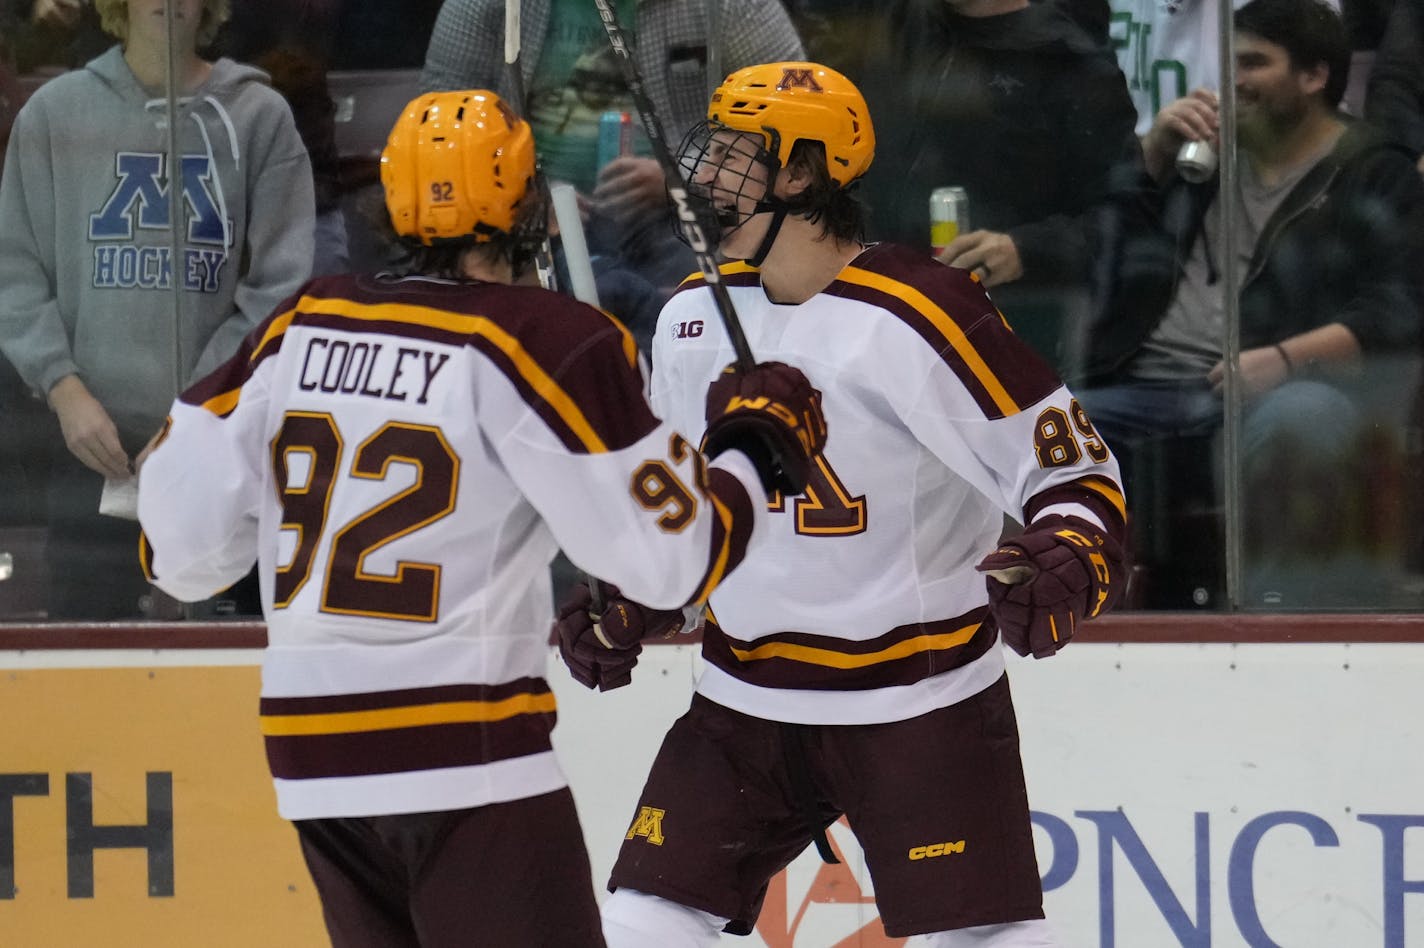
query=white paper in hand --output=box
[99,476,140,520]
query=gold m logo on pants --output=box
[625,806,666,845]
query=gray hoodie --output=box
[0,46,315,447]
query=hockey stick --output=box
[503,0,526,111]
[506,0,613,627]
[504,0,559,290]
[591,0,755,371]
[548,181,617,636]
[550,182,601,308]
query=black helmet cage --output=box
[504,170,552,279]
[675,120,783,244]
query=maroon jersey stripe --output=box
[700,608,996,691]
[686,466,758,606]
[261,677,557,779]
[184,276,658,451]
[830,244,1061,419]
[263,716,555,780]
[259,678,546,716]
[673,262,762,295]
[1025,475,1128,540]
[180,308,293,412]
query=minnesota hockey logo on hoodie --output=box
[88,151,230,292]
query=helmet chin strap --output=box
[739,158,791,268]
[748,206,789,268]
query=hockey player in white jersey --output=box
[135,89,826,948]
[558,63,1129,947]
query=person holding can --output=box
[1077,0,1424,607]
[840,0,1155,379]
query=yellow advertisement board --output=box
[0,665,326,947]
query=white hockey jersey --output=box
[652,244,1125,726]
[138,272,766,819]
[1110,0,1342,134]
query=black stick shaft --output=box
[503,0,558,290]
[591,0,755,371]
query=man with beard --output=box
[1077,0,1424,607]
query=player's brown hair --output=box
[784,139,866,245]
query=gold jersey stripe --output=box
[729,622,981,669]
[689,487,737,608]
[260,691,558,737]
[194,306,303,417]
[595,307,640,369]
[837,266,1020,417]
[1078,475,1127,523]
[677,260,759,288]
[202,297,610,453]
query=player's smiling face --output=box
[688,127,776,259]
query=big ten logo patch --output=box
[754,817,904,947]
[671,320,704,339]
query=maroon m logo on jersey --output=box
[777,68,822,93]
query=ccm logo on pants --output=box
[908,841,966,860]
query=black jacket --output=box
[841,0,1156,376]
[853,1,1144,284]
[1365,0,1424,157]
[1084,119,1424,382]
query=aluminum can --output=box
[1176,140,1218,183]
[598,109,634,168]
[930,186,970,255]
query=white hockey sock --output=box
[601,888,729,948]
[907,918,1061,948]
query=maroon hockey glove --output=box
[554,580,685,691]
[975,515,1125,659]
[703,361,827,496]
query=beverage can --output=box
[930,186,970,255]
[598,109,634,168]
[1176,140,1218,183]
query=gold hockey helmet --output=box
[381,90,536,245]
[706,62,874,187]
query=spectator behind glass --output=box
[209,1,446,279]
[1108,0,1344,136]
[1366,0,1424,171]
[0,0,314,619]
[419,0,804,353]
[206,5,346,275]
[1078,0,1424,608]
[0,0,111,73]
[847,0,1152,378]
